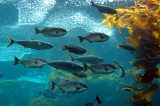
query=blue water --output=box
[0,0,159,106]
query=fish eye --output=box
[100,36,104,39]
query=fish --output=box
[69,53,104,64]
[85,95,102,106]
[6,36,53,50]
[0,72,3,78]
[52,80,87,93]
[35,27,67,37]
[47,60,85,73]
[119,65,125,78]
[91,0,117,14]
[62,44,86,54]
[117,43,136,52]
[73,72,87,78]
[14,56,47,68]
[148,53,160,64]
[84,60,120,74]
[78,32,109,43]
[39,89,58,98]
[140,39,160,50]
[131,57,151,67]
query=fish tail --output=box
[83,63,88,72]
[119,65,125,78]
[117,44,120,48]
[14,56,20,65]
[35,27,40,35]
[6,36,14,48]
[52,81,56,91]
[113,59,120,70]
[77,36,84,43]
[69,53,74,61]
[96,95,102,104]
[62,44,67,51]
[91,0,96,7]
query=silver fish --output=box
[6,36,53,50]
[91,0,117,14]
[117,43,136,52]
[14,56,47,68]
[84,60,120,74]
[148,54,160,64]
[52,80,87,93]
[69,54,104,64]
[47,60,85,73]
[39,89,58,98]
[85,95,102,106]
[35,27,67,37]
[131,57,150,67]
[140,39,160,50]
[62,44,86,54]
[78,32,109,43]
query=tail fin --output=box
[14,56,20,65]
[69,53,74,61]
[119,65,125,78]
[35,27,40,35]
[6,36,14,48]
[62,44,67,51]
[83,63,88,72]
[96,95,102,104]
[91,0,96,7]
[113,59,120,70]
[117,44,120,48]
[77,36,84,43]
[52,81,56,91]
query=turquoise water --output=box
[0,0,160,106]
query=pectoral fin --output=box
[98,8,102,12]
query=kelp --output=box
[102,0,160,105]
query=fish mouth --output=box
[63,30,67,33]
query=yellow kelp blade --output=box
[128,27,133,36]
[139,84,158,101]
[129,71,140,83]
